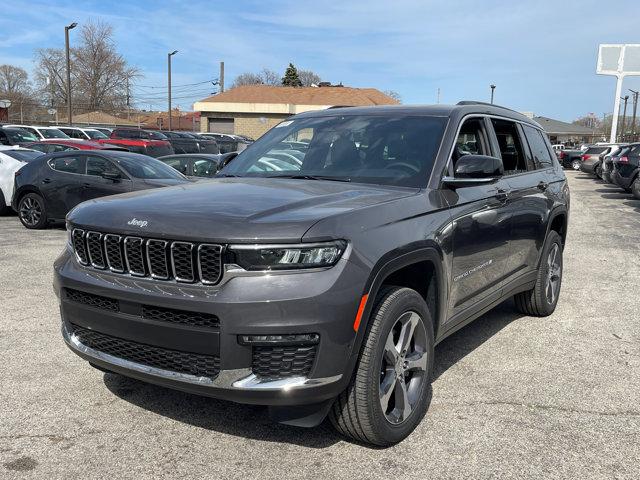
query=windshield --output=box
[2,149,43,162]
[40,128,70,139]
[148,131,168,140]
[5,129,38,143]
[112,153,187,180]
[221,115,447,188]
[85,129,108,139]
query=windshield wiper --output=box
[216,173,242,178]
[266,174,351,183]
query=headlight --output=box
[229,241,347,271]
[66,222,72,246]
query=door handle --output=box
[494,188,510,200]
[41,178,51,184]
[537,181,549,191]
[82,183,91,188]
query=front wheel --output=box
[330,287,434,446]
[571,159,581,170]
[514,230,563,316]
[18,193,48,229]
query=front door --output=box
[81,155,133,203]
[443,117,514,321]
[42,154,86,218]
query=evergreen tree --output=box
[281,63,302,87]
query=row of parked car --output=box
[0,123,251,229]
[558,142,640,198]
[0,123,253,156]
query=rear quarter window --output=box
[522,125,554,169]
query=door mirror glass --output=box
[454,154,504,179]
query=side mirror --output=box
[443,154,504,188]
[101,171,121,181]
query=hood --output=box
[68,177,418,243]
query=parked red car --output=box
[23,139,129,154]
[96,128,174,157]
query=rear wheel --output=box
[514,230,563,316]
[18,193,48,229]
[571,159,581,170]
[632,177,640,200]
[595,163,602,178]
[330,287,434,446]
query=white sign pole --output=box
[610,75,624,143]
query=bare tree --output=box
[33,20,139,112]
[260,68,281,86]
[298,69,322,87]
[232,69,280,88]
[383,90,402,103]
[0,65,31,97]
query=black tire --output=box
[571,159,581,171]
[18,192,48,229]
[0,190,10,215]
[514,230,563,316]
[632,177,640,200]
[330,286,434,446]
[594,163,602,178]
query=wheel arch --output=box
[12,185,43,210]
[546,206,568,247]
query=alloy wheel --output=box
[545,243,562,304]
[19,197,42,227]
[572,160,581,170]
[379,311,428,425]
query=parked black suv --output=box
[55,103,569,446]
[611,143,640,198]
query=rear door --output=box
[81,155,133,202]
[491,120,552,282]
[444,116,514,321]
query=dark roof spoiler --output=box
[456,100,521,115]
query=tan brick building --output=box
[193,85,399,139]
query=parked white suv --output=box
[0,146,43,213]
[56,126,110,140]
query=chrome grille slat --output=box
[124,237,146,276]
[86,231,106,269]
[104,234,124,273]
[171,242,195,283]
[72,229,89,265]
[198,244,223,285]
[70,230,222,285]
[147,239,169,279]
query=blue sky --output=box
[1,0,639,121]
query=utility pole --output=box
[219,61,225,93]
[168,50,178,131]
[620,95,629,141]
[126,78,131,120]
[630,89,639,139]
[64,22,77,125]
[490,84,496,104]
[437,88,440,104]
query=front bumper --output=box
[55,247,368,406]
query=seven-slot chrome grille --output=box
[71,228,223,285]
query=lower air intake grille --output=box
[65,288,118,311]
[252,345,317,379]
[142,305,219,329]
[70,324,220,379]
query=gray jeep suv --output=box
[55,102,569,446]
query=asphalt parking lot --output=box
[1,171,639,479]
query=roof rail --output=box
[456,100,520,114]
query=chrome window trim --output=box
[103,234,124,273]
[171,241,195,283]
[123,236,146,277]
[147,239,170,280]
[197,244,223,285]
[86,231,106,269]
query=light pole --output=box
[630,89,639,139]
[167,50,178,131]
[620,95,629,141]
[490,84,496,104]
[64,22,77,125]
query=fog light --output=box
[238,333,320,346]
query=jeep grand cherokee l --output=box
[55,102,569,446]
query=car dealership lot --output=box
[1,172,639,479]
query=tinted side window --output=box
[161,157,189,175]
[49,156,82,174]
[491,119,528,175]
[86,156,120,176]
[0,131,7,144]
[522,125,554,169]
